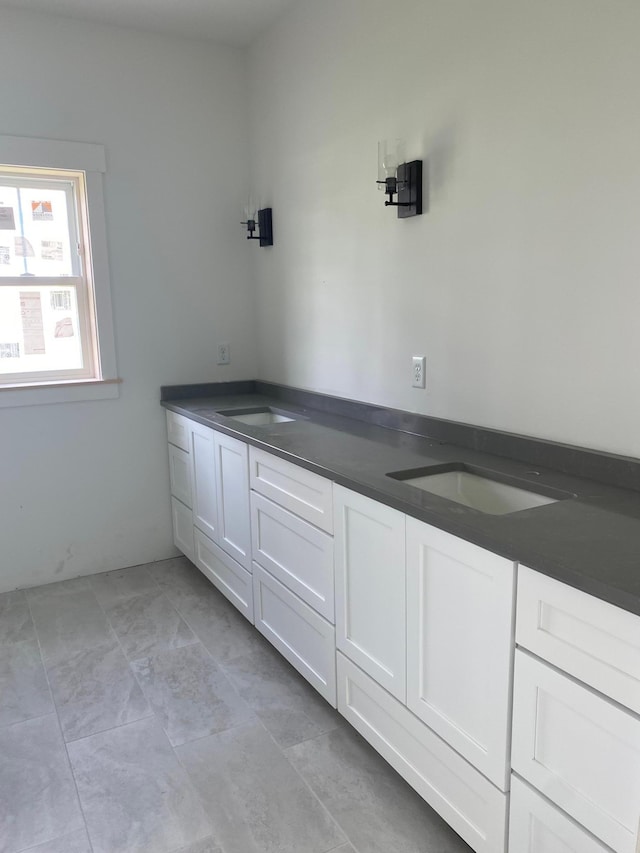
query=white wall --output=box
[248,0,640,457]
[0,9,255,591]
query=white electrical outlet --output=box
[217,343,230,365]
[412,355,426,388]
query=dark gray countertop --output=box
[162,391,640,617]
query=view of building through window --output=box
[0,169,95,383]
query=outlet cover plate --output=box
[217,343,230,365]
[412,355,426,388]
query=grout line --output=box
[274,724,355,851]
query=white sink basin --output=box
[218,407,296,426]
[389,465,568,515]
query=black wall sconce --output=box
[241,202,273,247]
[377,139,423,218]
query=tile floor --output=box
[0,556,472,853]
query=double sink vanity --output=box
[162,381,640,853]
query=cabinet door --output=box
[168,443,192,508]
[334,486,406,702]
[214,432,251,570]
[509,775,611,853]
[171,496,195,563]
[190,421,218,540]
[512,649,640,853]
[406,517,515,790]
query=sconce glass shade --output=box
[377,138,404,188]
[242,196,258,222]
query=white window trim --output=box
[0,134,118,408]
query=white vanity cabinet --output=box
[333,488,510,852]
[512,567,640,853]
[165,404,640,853]
[166,411,252,619]
[406,518,516,790]
[250,448,337,705]
[334,485,407,702]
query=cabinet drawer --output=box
[166,410,190,452]
[251,492,334,621]
[512,649,640,853]
[171,496,194,563]
[249,448,333,533]
[253,563,336,706]
[509,775,611,853]
[337,653,508,853]
[194,529,253,622]
[517,565,640,715]
[168,443,192,509]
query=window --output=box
[0,136,117,406]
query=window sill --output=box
[0,377,121,408]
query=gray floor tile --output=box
[176,721,346,853]
[104,590,196,661]
[147,557,209,598]
[286,727,472,853]
[0,591,34,644]
[171,840,222,853]
[46,637,151,742]
[26,577,93,602]
[0,639,53,727]
[0,714,84,853]
[131,643,254,747]
[90,565,160,608]
[68,716,212,853]
[148,559,264,661]
[22,828,92,852]
[223,643,343,747]
[28,588,113,662]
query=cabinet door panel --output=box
[512,649,640,853]
[509,775,611,853]
[195,528,253,622]
[334,486,406,702]
[253,563,336,706]
[517,565,640,716]
[171,496,194,563]
[190,421,218,540]
[168,444,192,508]
[215,432,251,569]
[337,653,508,853]
[251,492,334,621]
[406,518,515,790]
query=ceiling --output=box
[0,0,296,46]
